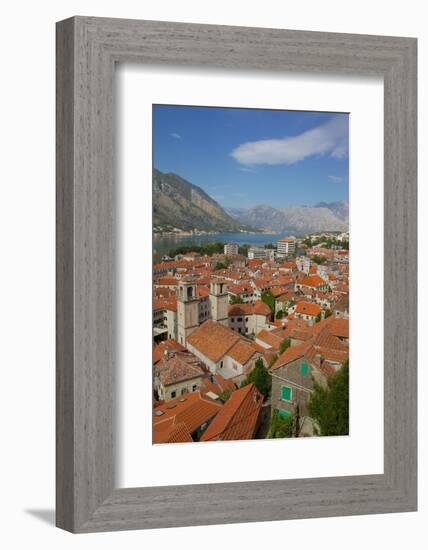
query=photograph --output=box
[152,105,350,444]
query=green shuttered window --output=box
[281,385,292,401]
[300,362,309,377]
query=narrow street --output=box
[255,402,271,439]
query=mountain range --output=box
[226,202,348,234]
[153,169,348,235]
[153,169,246,232]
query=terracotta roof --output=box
[295,301,321,317]
[155,276,178,286]
[153,421,193,444]
[248,259,263,267]
[228,303,253,316]
[299,275,327,288]
[271,340,312,370]
[227,340,258,365]
[197,285,210,298]
[314,328,348,351]
[154,391,222,437]
[200,383,263,441]
[164,299,177,312]
[153,298,166,311]
[253,301,271,316]
[282,260,296,269]
[228,300,271,317]
[334,295,349,312]
[227,283,254,295]
[256,329,284,350]
[271,316,349,372]
[326,317,349,338]
[154,287,175,299]
[200,374,237,397]
[186,320,240,363]
[155,351,205,387]
[153,339,186,364]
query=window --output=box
[192,384,197,392]
[171,391,176,399]
[277,409,292,418]
[300,362,309,377]
[281,385,292,402]
[245,317,249,322]
[238,317,243,322]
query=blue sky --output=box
[153,105,349,209]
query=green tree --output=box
[308,362,349,436]
[229,294,244,305]
[279,338,291,355]
[245,358,271,398]
[268,410,294,438]
[315,313,321,323]
[214,258,231,271]
[312,255,327,265]
[276,310,284,319]
[168,241,226,258]
[218,388,233,403]
[261,290,275,313]
[268,354,278,368]
[238,244,250,256]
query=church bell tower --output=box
[177,280,199,345]
[209,280,228,326]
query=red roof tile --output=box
[299,275,327,288]
[154,391,222,437]
[227,340,258,365]
[200,383,263,441]
[153,422,193,444]
[155,351,205,387]
[295,301,321,317]
[153,339,186,364]
[187,320,240,363]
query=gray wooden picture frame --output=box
[56,16,417,533]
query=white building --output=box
[224,243,239,256]
[296,256,311,274]
[248,247,275,260]
[186,320,263,382]
[277,237,296,257]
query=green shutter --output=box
[300,362,309,377]
[277,409,292,418]
[281,385,292,401]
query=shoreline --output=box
[153,230,276,238]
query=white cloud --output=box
[230,116,348,166]
[170,132,181,139]
[239,166,256,173]
[328,175,345,183]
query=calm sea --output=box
[153,232,284,257]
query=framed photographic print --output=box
[56,17,417,532]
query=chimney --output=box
[164,349,175,360]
